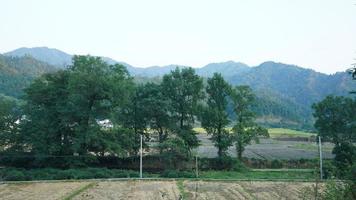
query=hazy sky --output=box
[1,0,355,74]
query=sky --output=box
[1,0,356,74]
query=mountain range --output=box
[2,47,355,130]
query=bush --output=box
[161,170,195,178]
[199,157,247,171]
[3,169,26,181]
[271,160,283,168]
[0,168,145,181]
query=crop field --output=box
[0,180,321,200]
[195,128,334,160]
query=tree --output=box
[201,73,233,158]
[119,84,151,155]
[22,70,73,156]
[231,86,268,160]
[0,95,22,151]
[66,56,133,155]
[312,95,356,176]
[140,83,172,153]
[21,56,135,163]
[347,64,356,80]
[161,67,204,152]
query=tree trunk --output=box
[217,124,222,158]
[237,141,243,160]
[158,126,164,154]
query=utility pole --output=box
[195,155,198,178]
[318,136,323,180]
[140,134,143,179]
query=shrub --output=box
[161,170,195,178]
[271,160,283,168]
[3,169,26,181]
[199,157,247,171]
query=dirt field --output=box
[0,181,88,200]
[73,181,180,200]
[197,134,334,160]
[184,181,317,200]
[0,180,320,200]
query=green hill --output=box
[0,54,59,97]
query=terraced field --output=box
[0,180,320,200]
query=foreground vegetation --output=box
[0,167,317,181]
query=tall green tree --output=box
[231,86,268,160]
[312,95,356,176]
[141,83,172,153]
[119,84,151,155]
[201,73,233,158]
[162,67,204,152]
[22,56,134,161]
[66,56,133,155]
[22,70,73,156]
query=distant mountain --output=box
[196,61,250,78]
[4,47,72,67]
[3,48,251,78]
[2,47,355,129]
[227,61,353,106]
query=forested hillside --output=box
[1,47,355,130]
[0,54,59,97]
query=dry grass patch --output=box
[73,181,180,200]
[184,181,320,200]
[0,182,88,200]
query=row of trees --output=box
[0,56,267,167]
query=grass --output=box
[290,143,334,151]
[176,180,188,199]
[62,182,96,200]
[195,127,316,138]
[1,168,317,181]
[199,170,316,180]
[268,128,316,138]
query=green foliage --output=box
[199,156,247,171]
[140,83,172,152]
[201,73,233,158]
[313,95,356,144]
[332,143,356,177]
[0,168,141,181]
[0,54,58,97]
[161,170,195,178]
[19,56,135,166]
[0,94,22,151]
[159,137,190,169]
[199,170,314,180]
[162,67,204,151]
[299,181,356,200]
[313,95,356,178]
[231,85,269,160]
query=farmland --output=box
[0,180,321,200]
[195,128,334,160]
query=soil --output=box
[184,181,319,200]
[73,181,180,200]
[0,181,87,200]
[0,180,321,200]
